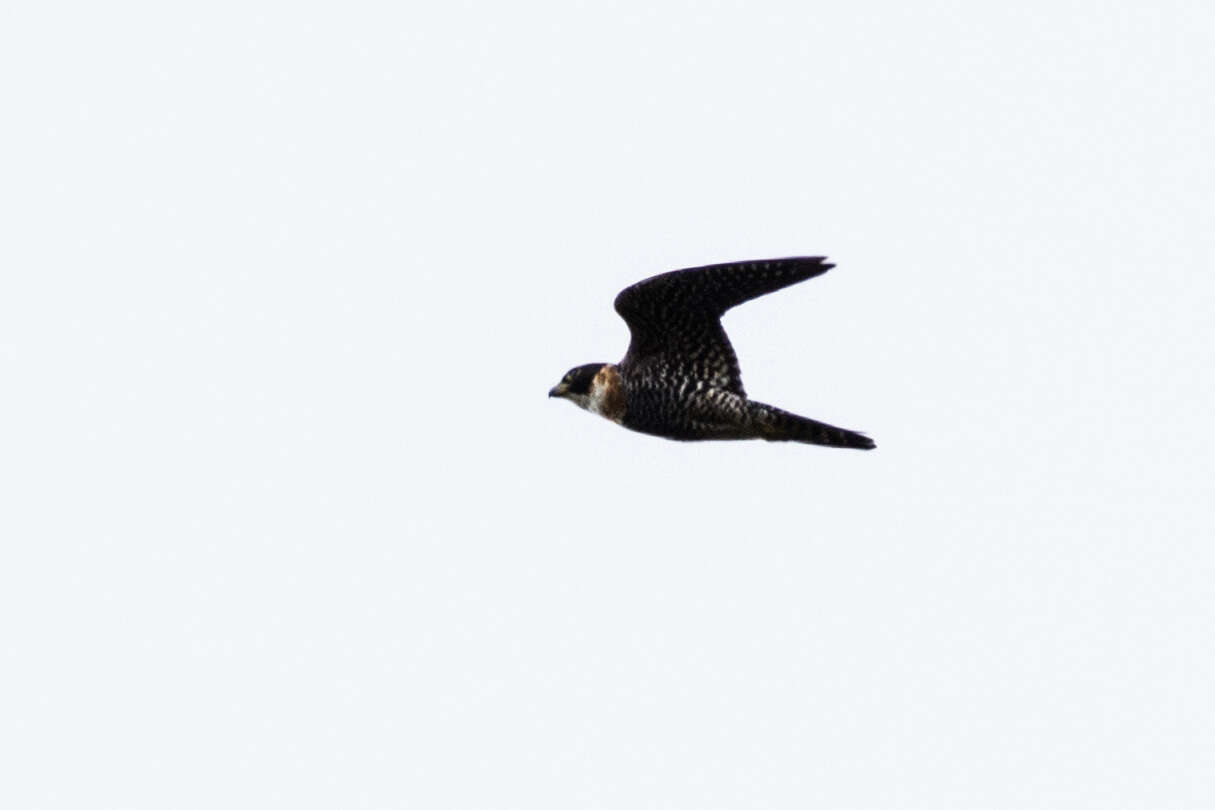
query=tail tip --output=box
[852,433,876,450]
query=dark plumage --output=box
[549,257,874,449]
[556,364,603,396]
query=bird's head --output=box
[548,363,608,411]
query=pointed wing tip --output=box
[840,431,875,450]
[772,256,834,273]
[614,255,839,322]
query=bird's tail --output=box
[748,401,875,450]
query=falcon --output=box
[548,257,875,449]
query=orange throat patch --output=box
[590,364,627,424]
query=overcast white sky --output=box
[3,1,1213,808]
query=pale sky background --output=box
[2,2,1213,808]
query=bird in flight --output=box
[548,257,875,449]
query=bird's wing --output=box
[613,257,833,396]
